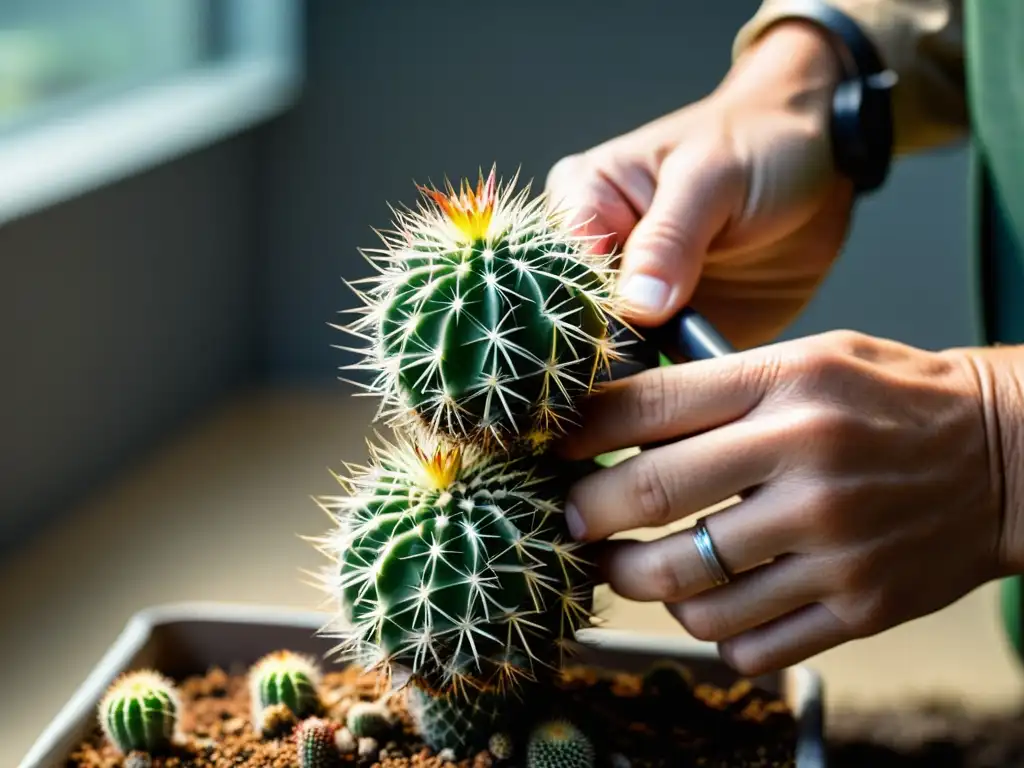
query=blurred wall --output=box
[255,0,980,385]
[0,136,261,552]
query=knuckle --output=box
[673,600,728,642]
[832,552,878,594]
[830,590,893,637]
[635,214,689,252]
[720,640,769,677]
[629,456,675,528]
[784,406,865,467]
[631,367,673,429]
[641,547,688,602]
[545,153,585,190]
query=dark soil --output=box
[826,701,1024,767]
[66,661,798,768]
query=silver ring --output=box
[692,517,731,586]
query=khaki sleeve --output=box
[732,0,967,156]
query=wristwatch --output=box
[761,0,898,195]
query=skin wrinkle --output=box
[963,350,1015,574]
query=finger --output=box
[559,352,777,461]
[565,413,788,541]
[588,483,803,600]
[544,153,649,254]
[665,554,824,642]
[617,142,744,325]
[717,602,857,677]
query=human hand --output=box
[558,330,1009,675]
[545,22,855,350]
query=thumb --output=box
[617,144,742,325]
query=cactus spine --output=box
[98,670,179,755]
[526,719,596,768]
[295,717,341,768]
[315,431,594,698]
[249,650,323,735]
[342,165,630,451]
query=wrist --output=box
[946,346,1024,575]
[717,20,843,121]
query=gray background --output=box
[0,1,976,554]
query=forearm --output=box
[733,0,968,157]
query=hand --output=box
[558,330,1009,675]
[545,21,854,349]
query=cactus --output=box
[345,701,392,739]
[488,731,515,761]
[97,669,179,755]
[526,719,595,768]
[407,683,506,758]
[640,660,694,699]
[295,717,341,768]
[341,166,631,452]
[314,430,595,697]
[249,650,323,735]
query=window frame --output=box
[0,0,303,226]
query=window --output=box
[0,0,301,224]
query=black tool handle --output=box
[658,306,736,361]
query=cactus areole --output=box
[315,431,594,697]
[343,166,629,451]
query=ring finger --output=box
[665,554,826,643]
[593,482,807,603]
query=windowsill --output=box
[0,56,301,226]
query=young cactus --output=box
[526,719,596,768]
[406,683,506,757]
[98,670,179,755]
[313,430,595,697]
[294,717,341,768]
[342,165,631,452]
[249,650,323,735]
[345,700,393,739]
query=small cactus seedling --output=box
[526,719,596,768]
[640,660,694,699]
[98,669,180,755]
[313,431,595,697]
[295,717,342,768]
[407,683,506,758]
[342,166,631,452]
[249,650,323,735]
[488,731,515,761]
[345,700,392,739]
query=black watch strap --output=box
[765,0,898,194]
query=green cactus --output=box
[342,165,630,452]
[248,650,323,735]
[97,669,179,755]
[407,683,506,758]
[345,701,392,739]
[314,431,595,697]
[526,719,596,768]
[294,717,341,768]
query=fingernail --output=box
[620,272,670,314]
[564,502,587,540]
